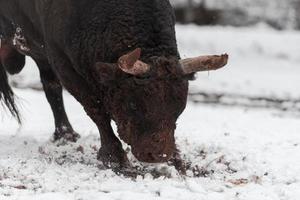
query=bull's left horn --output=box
[118,48,150,75]
[180,54,229,74]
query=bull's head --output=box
[93,48,228,163]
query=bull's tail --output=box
[0,63,21,123]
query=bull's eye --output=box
[130,102,137,111]
[133,77,152,85]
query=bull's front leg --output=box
[95,114,130,169]
[49,56,129,169]
[35,59,80,142]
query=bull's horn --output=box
[118,48,150,75]
[180,54,228,74]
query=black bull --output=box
[0,0,227,170]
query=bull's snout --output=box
[132,131,175,163]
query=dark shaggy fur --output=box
[0,0,192,169]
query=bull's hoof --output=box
[97,147,130,170]
[168,150,187,175]
[53,127,80,143]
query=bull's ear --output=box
[180,54,228,75]
[92,49,151,83]
[92,62,122,83]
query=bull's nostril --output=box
[147,152,156,160]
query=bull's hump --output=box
[99,1,177,59]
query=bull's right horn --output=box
[180,54,228,74]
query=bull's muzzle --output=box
[132,131,175,163]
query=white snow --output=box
[1,25,300,199]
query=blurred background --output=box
[172,0,300,30]
[171,0,300,116]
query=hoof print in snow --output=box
[53,128,80,145]
[112,166,173,179]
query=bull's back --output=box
[1,0,178,68]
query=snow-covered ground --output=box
[1,25,300,200]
